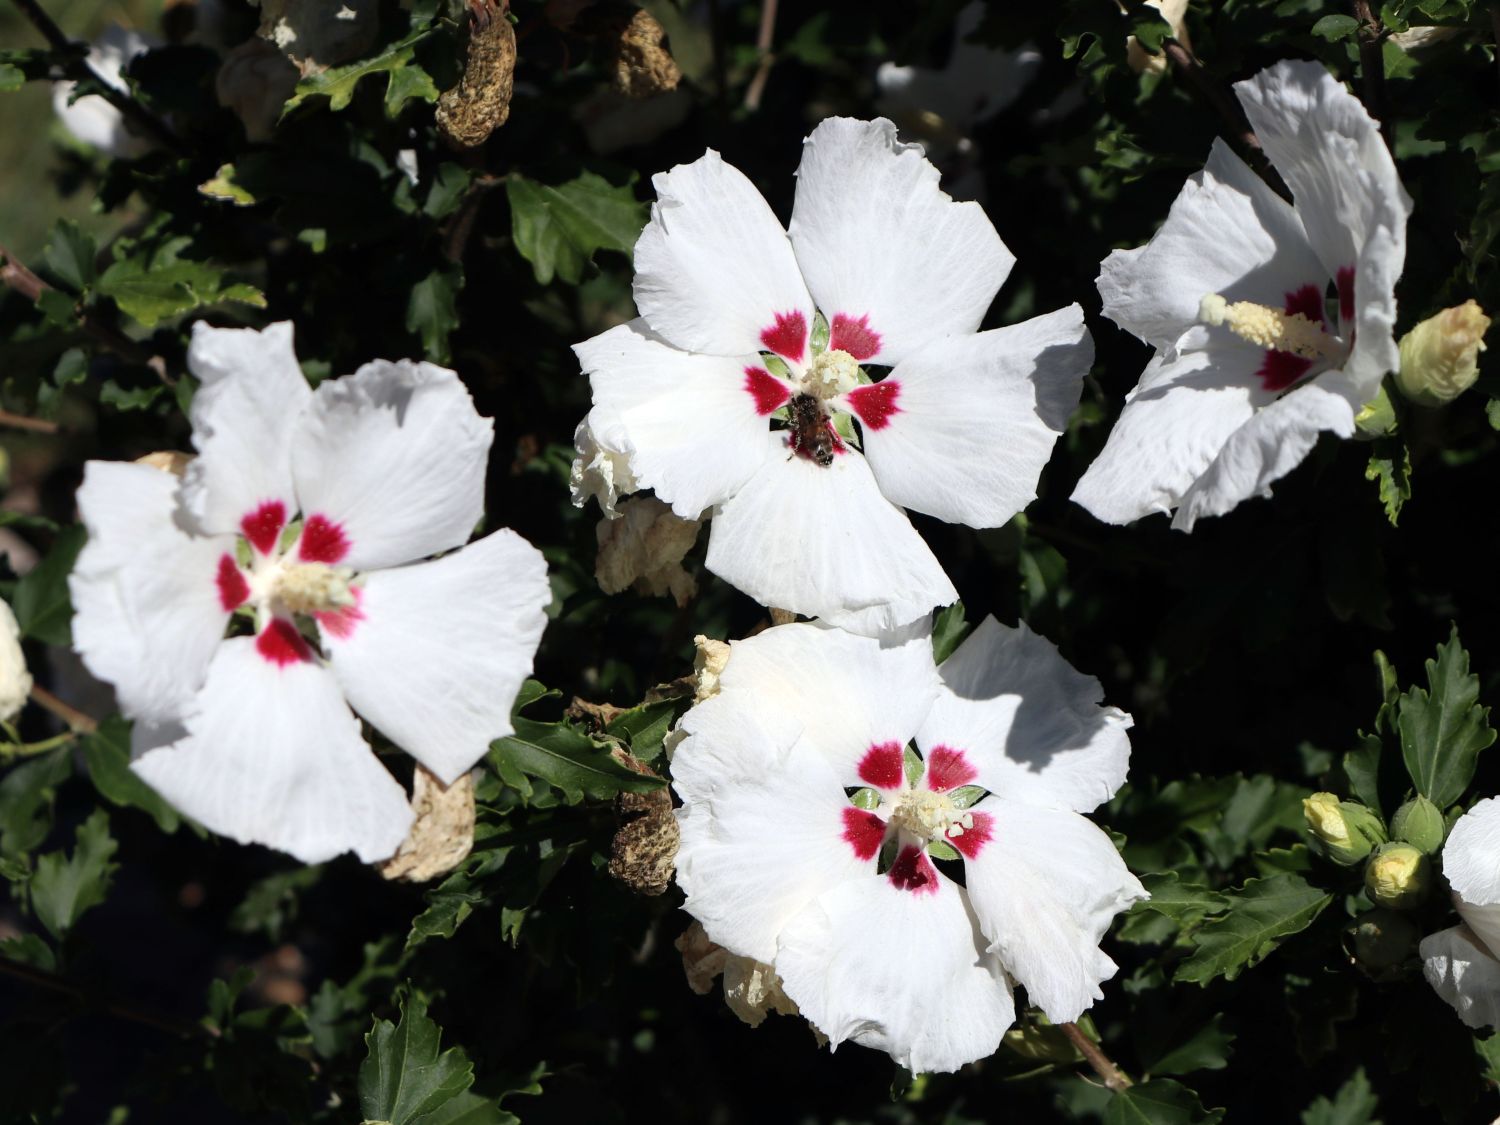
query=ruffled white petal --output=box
[324,529,550,786]
[569,408,639,517]
[963,797,1145,1023]
[179,322,311,537]
[1234,60,1411,287]
[1171,371,1361,531]
[1421,924,1500,1030]
[574,320,776,519]
[1070,334,1268,525]
[1342,209,1407,396]
[69,462,233,724]
[1442,797,1500,906]
[705,434,957,636]
[918,616,1131,812]
[776,872,1015,1073]
[672,698,869,964]
[854,305,1091,527]
[131,637,414,864]
[703,621,940,783]
[289,359,492,571]
[632,150,815,358]
[788,117,1013,366]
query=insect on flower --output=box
[786,392,841,467]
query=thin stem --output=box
[1061,1022,1133,1093]
[9,0,183,151]
[0,955,214,1039]
[743,0,777,110]
[0,731,79,761]
[1351,0,1391,147]
[28,685,98,734]
[0,410,59,435]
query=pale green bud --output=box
[1353,385,1397,438]
[1390,795,1446,854]
[1395,300,1491,406]
[1365,842,1430,909]
[1303,792,1385,864]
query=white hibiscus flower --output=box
[671,617,1144,1073]
[1422,798,1500,1028]
[573,116,1093,635]
[69,321,551,864]
[1073,59,1411,531]
[52,25,157,157]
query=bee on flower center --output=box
[788,393,839,467]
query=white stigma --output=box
[887,788,971,842]
[804,348,860,399]
[274,562,356,615]
[1199,294,1342,359]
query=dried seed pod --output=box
[573,4,681,98]
[607,748,678,895]
[436,0,516,150]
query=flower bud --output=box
[1390,795,1446,854]
[1394,300,1491,406]
[1303,792,1385,864]
[1348,907,1418,978]
[1365,842,1430,909]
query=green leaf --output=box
[283,30,437,118]
[0,746,71,859]
[417,1091,516,1125]
[96,252,265,329]
[29,809,119,938]
[1396,625,1496,807]
[931,601,973,665]
[1487,397,1500,431]
[1301,1067,1380,1125]
[82,716,180,833]
[230,866,324,942]
[11,524,86,645]
[1312,14,1362,39]
[1174,874,1332,985]
[505,172,647,285]
[1104,1079,1224,1125]
[1364,444,1411,527]
[406,264,463,364]
[604,698,683,763]
[0,62,23,92]
[1135,872,1230,925]
[358,993,476,1125]
[1146,1013,1235,1076]
[44,220,96,291]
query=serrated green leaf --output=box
[1300,1066,1380,1125]
[1135,872,1230,923]
[604,698,683,763]
[44,220,96,291]
[359,993,475,1125]
[1174,874,1332,985]
[0,747,71,859]
[407,264,463,364]
[96,253,265,329]
[1104,1079,1224,1125]
[283,30,436,118]
[417,1091,516,1125]
[1397,625,1496,807]
[932,601,972,665]
[82,716,180,833]
[1312,14,1362,39]
[383,60,440,118]
[0,932,55,971]
[11,524,85,645]
[1344,735,1383,813]
[1364,444,1411,526]
[29,808,118,938]
[505,172,647,285]
[1146,1013,1235,1076]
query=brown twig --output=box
[743,0,777,111]
[0,411,59,435]
[1061,1022,1133,1093]
[9,0,184,152]
[441,172,504,264]
[0,955,214,1039]
[1351,0,1391,148]
[27,685,98,734]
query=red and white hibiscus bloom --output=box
[1422,798,1500,1028]
[671,617,1144,1073]
[69,321,551,864]
[573,117,1093,635]
[1073,60,1411,531]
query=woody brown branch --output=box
[1060,1022,1133,1093]
[1351,0,1392,148]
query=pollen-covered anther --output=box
[1199,293,1341,359]
[275,562,356,615]
[888,788,964,842]
[946,812,976,839]
[804,348,861,399]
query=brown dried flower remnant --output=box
[674,921,802,1029]
[567,4,681,98]
[436,0,517,150]
[607,748,677,895]
[377,766,476,882]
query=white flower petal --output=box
[52,26,153,156]
[1421,924,1500,1030]
[179,321,311,539]
[574,320,776,520]
[324,529,550,786]
[290,359,492,571]
[0,600,32,724]
[851,305,1091,527]
[1234,60,1411,286]
[1070,336,1268,525]
[132,637,414,864]
[1097,140,1326,355]
[1456,894,1500,964]
[776,870,1015,1073]
[69,462,233,724]
[1442,797,1500,905]
[788,117,1013,366]
[963,797,1145,1023]
[632,150,815,359]
[1171,372,1360,531]
[569,408,639,517]
[673,699,869,964]
[1343,213,1406,395]
[918,616,1131,812]
[705,434,956,635]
